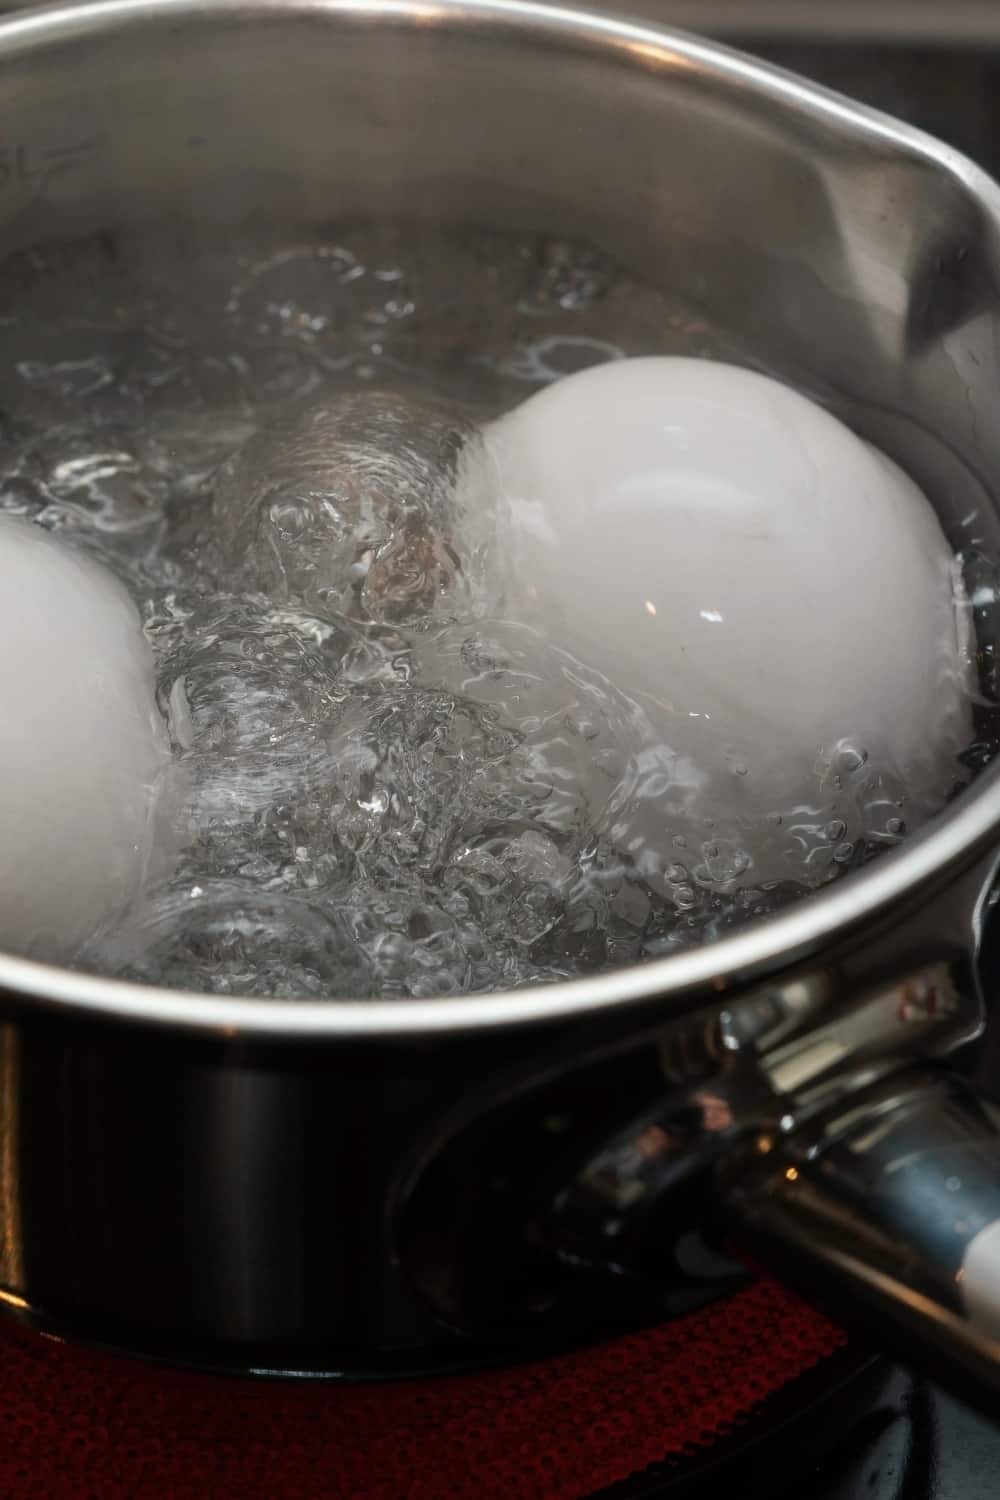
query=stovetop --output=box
[606,1357,999,1499]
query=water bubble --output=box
[518,239,612,315]
[836,741,868,775]
[693,840,752,887]
[496,335,624,385]
[88,881,372,998]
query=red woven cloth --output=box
[0,1277,844,1499]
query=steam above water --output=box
[0,227,980,997]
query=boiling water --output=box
[0,227,982,998]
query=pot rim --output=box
[4,0,1000,1038]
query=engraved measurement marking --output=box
[0,134,106,196]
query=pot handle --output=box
[717,1066,1000,1413]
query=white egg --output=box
[0,518,169,959]
[474,357,973,887]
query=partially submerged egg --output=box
[0,518,169,959]
[473,357,973,886]
[213,388,490,624]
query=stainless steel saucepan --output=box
[2,0,1000,1403]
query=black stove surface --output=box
[603,1357,999,1499]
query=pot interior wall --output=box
[0,1,998,547]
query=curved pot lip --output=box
[2,0,1000,1039]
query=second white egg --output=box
[469,357,973,888]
